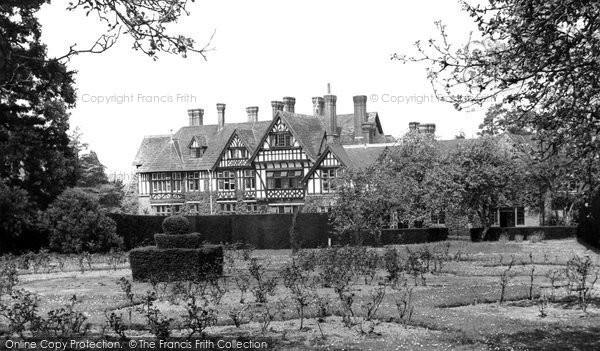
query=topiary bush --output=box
[129,245,223,281]
[154,233,204,249]
[42,188,122,253]
[161,215,190,235]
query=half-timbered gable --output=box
[305,144,350,195]
[249,111,326,212]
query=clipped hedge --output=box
[154,233,205,249]
[129,245,223,282]
[162,215,190,234]
[470,226,577,242]
[109,213,329,250]
[341,228,448,246]
[380,228,449,245]
[577,191,600,250]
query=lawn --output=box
[1,238,599,350]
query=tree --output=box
[42,188,122,253]
[446,136,527,239]
[1,0,210,245]
[77,151,109,187]
[380,131,451,227]
[395,0,600,177]
[330,168,388,245]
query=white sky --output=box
[38,0,486,173]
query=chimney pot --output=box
[187,108,204,126]
[353,95,368,144]
[283,97,296,113]
[246,106,259,123]
[312,97,324,117]
[271,101,284,119]
[324,95,338,143]
[217,103,226,130]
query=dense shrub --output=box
[42,188,122,253]
[154,233,205,249]
[129,245,223,282]
[470,226,576,242]
[161,215,190,235]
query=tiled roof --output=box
[336,112,385,144]
[343,144,391,170]
[134,121,271,172]
[134,109,390,173]
[279,111,327,159]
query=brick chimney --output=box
[353,95,367,143]
[312,97,324,117]
[324,95,338,143]
[217,103,226,130]
[409,122,420,132]
[271,101,284,119]
[188,108,204,126]
[246,106,259,123]
[283,97,296,113]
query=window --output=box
[151,173,171,193]
[217,171,235,191]
[187,172,200,191]
[172,172,182,192]
[270,133,292,148]
[228,148,248,159]
[516,207,525,225]
[271,205,297,214]
[219,203,236,213]
[243,170,255,190]
[266,170,303,189]
[190,147,204,158]
[321,168,337,192]
[153,205,171,216]
[431,211,446,225]
[246,204,258,213]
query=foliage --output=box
[565,255,599,312]
[42,188,122,253]
[0,257,19,295]
[396,0,600,180]
[181,295,217,339]
[330,168,388,245]
[380,131,453,226]
[76,151,108,187]
[446,137,527,239]
[247,258,277,304]
[161,215,190,235]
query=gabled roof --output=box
[302,143,352,182]
[248,111,328,163]
[134,121,271,172]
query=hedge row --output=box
[129,245,223,282]
[108,213,329,250]
[109,213,452,250]
[470,226,577,242]
[339,228,449,246]
[154,233,204,249]
[577,191,600,249]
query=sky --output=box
[37,0,487,174]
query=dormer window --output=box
[190,147,204,158]
[189,136,206,158]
